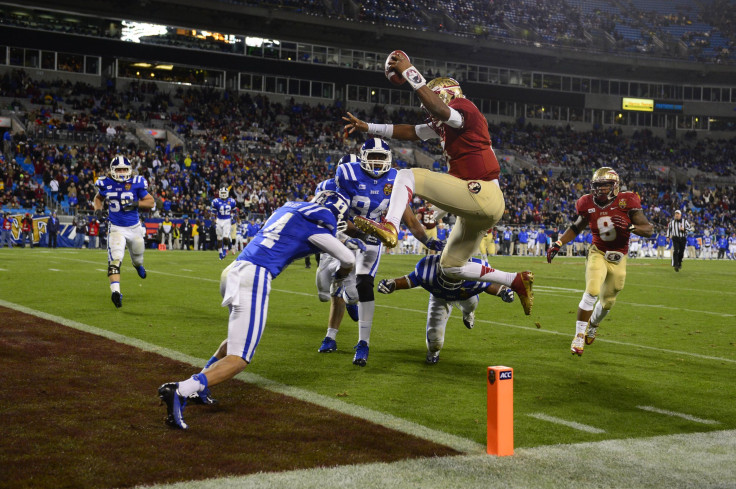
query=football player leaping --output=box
[546,167,653,356]
[378,254,514,364]
[93,155,155,308]
[344,51,534,316]
[212,186,237,260]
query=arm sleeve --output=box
[308,233,355,269]
[444,107,464,129]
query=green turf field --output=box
[2,248,734,449]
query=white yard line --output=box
[637,405,721,425]
[527,413,606,434]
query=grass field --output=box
[1,247,735,487]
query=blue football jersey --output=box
[336,162,396,220]
[237,201,338,277]
[315,178,337,193]
[95,175,150,227]
[407,255,491,302]
[212,197,237,220]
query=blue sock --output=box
[192,373,208,389]
[203,356,219,369]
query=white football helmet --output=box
[311,190,350,232]
[359,138,392,177]
[219,187,229,199]
[109,155,132,182]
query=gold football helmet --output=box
[427,77,464,105]
[591,167,620,203]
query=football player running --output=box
[93,155,155,308]
[212,186,237,260]
[546,167,653,356]
[344,51,534,316]
[158,190,357,429]
[378,254,514,364]
[330,139,443,366]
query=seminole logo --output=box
[468,181,481,194]
[383,183,393,196]
[618,200,627,209]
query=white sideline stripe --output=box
[0,299,485,456]
[48,268,62,271]
[33,256,736,365]
[527,413,606,434]
[637,405,720,425]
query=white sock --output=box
[177,375,205,398]
[326,328,339,340]
[575,320,588,335]
[385,169,414,230]
[456,261,516,286]
[358,301,375,344]
[590,302,609,325]
[110,281,120,294]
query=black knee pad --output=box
[107,262,121,276]
[356,274,374,302]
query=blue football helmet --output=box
[359,138,392,177]
[311,190,350,232]
[338,154,360,165]
[109,155,132,182]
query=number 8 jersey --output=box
[95,175,150,227]
[576,191,642,254]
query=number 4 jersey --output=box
[576,191,642,254]
[95,175,150,227]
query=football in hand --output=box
[385,50,410,86]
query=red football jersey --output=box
[576,191,642,254]
[416,206,437,230]
[431,97,500,181]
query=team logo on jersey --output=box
[468,181,481,194]
[588,208,595,213]
[383,183,393,195]
[618,199,627,210]
[125,183,132,191]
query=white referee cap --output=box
[674,210,682,214]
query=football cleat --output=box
[585,321,599,345]
[426,350,440,365]
[510,271,534,315]
[158,382,188,429]
[135,265,146,279]
[218,250,226,260]
[111,291,122,308]
[345,302,359,322]
[318,337,337,353]
[352,340,369,367]
[462,311,475,330]
[571,333,585,356]
[188,387,218,406]
[353,216,398,248]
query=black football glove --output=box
[547,240,562,263]
[94,208,106,220]
[377,279,396,294]
[355,231,381,247]
[120,198,138,212]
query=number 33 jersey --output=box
[576,191,642,254]
[95,175,150,227]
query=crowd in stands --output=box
[2,1,736,64]
[1,73,734,242]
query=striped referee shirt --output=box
[667,216,692,239]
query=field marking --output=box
[31,256,736,364]
[0,299,485,456]
[637,405,721,425]
[527,413,606,434]
[48,268,62,271]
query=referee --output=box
[667,210,692,272]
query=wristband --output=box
[366,123,394,138]
[402,66,427,90]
